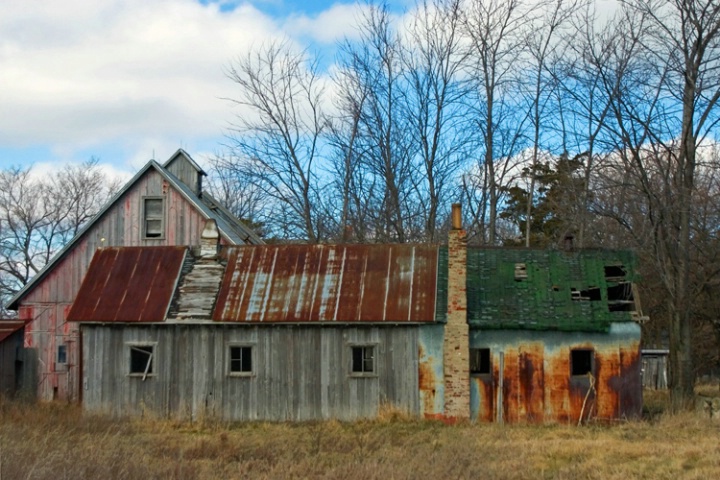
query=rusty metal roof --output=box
[67,246,187,323]
[0,320,25,343]
[213,244,439,323]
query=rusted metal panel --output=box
[67,246,186,323]
[470,322,642,423]
[213,244,439,323]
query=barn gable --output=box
[6,151,263,402]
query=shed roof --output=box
[466,248,639,332]
[66,247,187,323]
[0,320,25,343]
[213,244,441,323]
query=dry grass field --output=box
[1,389,720,479]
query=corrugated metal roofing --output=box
[0,320,25,343]
[213,244,440,323]
[466,248,639,332]
[67,246,186,323]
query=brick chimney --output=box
[443,203,470,420]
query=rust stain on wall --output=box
[474,340,640,424]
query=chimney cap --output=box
[451,203,462,230]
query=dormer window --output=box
[143,197,165,238]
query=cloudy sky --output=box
[0,0,410,177]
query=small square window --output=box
[228,346,253,375]
[129,344,154,377]
[143,197,165,238]
[351,346,375,374]
[57,345,67,365]
[571,349,594,376]
[470,348,491,375]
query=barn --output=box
[66,208,645,422]
[5,150,262,402]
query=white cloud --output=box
[283,3,369,44]
[0,0,287,169]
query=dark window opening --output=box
[129,345,154,376]
[571,349,594,376]
[604,265,626,280]
[607,282,635,311]
[470,348,491,375]
[143,198,164,238]
[571,287,601,301]
[514,263,528,281]
[229,346,253,374]
[57,345,67,364]
[352,346,375,374]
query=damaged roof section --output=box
[467,248,641,332]
[213,244,440,323]
[67,246,187,323]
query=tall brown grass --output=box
[1,391,719,479]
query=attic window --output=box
[571,349,594,376]
[129,344,155,379]
[143,197,165,239]
[607,282,635,312]
[571,287,601,301]
[514,263,528,281]
[470,348,491,375]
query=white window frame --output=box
[127,342,157,381]
[142,196,165,239]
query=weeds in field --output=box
[1,392,719,479]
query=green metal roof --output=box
[466,248,639,333]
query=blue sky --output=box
[0,0,411,179]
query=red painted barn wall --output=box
[19,168,226,401]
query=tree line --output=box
[212,0,720,409]
[1,0,718,409]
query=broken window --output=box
[228,345,253,375]
[514,263,528,281]
[607,282,635,312]
[604,265,626,281]
[571,349,594,376]
[571,287,601,301]
[57,345,67,365]
[351,346,375,374]
[470,348,491,375]
[129,344,154,379]
[143,197,165,238]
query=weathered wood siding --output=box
[165,156,202,195]
[21,169,222,401]
[0,329,24,396]
[81,324,421,421]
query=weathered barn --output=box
[5,150,262,401]
[67,212,645,423]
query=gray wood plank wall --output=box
[81,324,421,421]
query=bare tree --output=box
[462,0,533,244]
[224,40,327,242]
[0,159,118,311]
